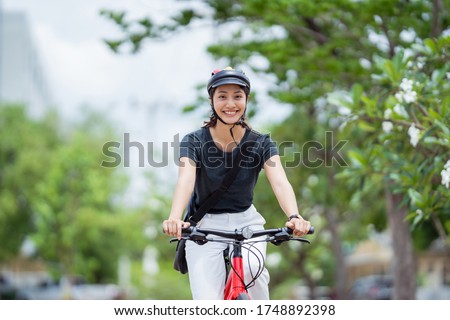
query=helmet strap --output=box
[210,102,246,147]
[212,107,228,125]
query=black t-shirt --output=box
[179,127,279,214]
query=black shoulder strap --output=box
[188,131,259,225]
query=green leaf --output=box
[431,68,448,84]
[423,136,449,147]
[182,105,197,113]
[411,213,423,229]
[348,150,367,168]
[434,119,450,138]
[424,38,437,54]
[408,188,424,207]
[138,18,153,29]
[427,108,442,121]
[357,121,376,132]
[383,60,400,84]
[326,91,353,109]
[103,40,124,53]
[360,95,378,116]
[351,84,364,106]
[405,211,417,222]
[172,9,199,26]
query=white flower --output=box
[400,78,414,92]
[338,106,351,115]
[395,91,404,103]
[441,168,450,189]
[399,28,417,43]
[442,160,450,189]
[393,104,409,118]
[403,90,417,103]
[447,72,450,80]
[442,28,450,37]
[396,78,418,104]
[395,90,417,104]
[407,123,420,147]
[382,121,394,133]
[384,109,392,119]
[359,58,372,69]
[445,160,450,169]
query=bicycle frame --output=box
[224,242,250,300]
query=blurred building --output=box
[417,239,450,288]
[346,232,450,299]
[0,4,52,117]
[346,232,393,283]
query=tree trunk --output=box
[385,187,416,299]
[325,207,348,299]
[296,251,317,299]
[431,0,444,37]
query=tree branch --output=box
[303,17,329,45]
[358,115,425,130]
[380,16,396,58]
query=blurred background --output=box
[0,0,449,300]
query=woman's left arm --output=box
[264,155,311,236]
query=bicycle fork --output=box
[224,242,250,300]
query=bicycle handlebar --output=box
[176,225,314,246]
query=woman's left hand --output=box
[285,216,311,237]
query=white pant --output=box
[186,205,270,300]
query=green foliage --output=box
[0,105,59,260]
[0,104,150,285]
[332,37,450,240]
[99,7,204,53]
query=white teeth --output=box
[224,111,237,115]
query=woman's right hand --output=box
[162,218,191,240]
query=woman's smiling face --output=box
[211,84,247,124]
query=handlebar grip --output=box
[285,226,315,235]
[181,226,194,234]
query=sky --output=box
[3,0,213,125]
[2,0,292,205]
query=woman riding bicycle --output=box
[162,67,311,300]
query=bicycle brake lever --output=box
[270,229,291,246]
[270,239,284,246]
[190,230,208,245]
[291,238,311,244]
[170,237,189,243]
[169,236,190,243]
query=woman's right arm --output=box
[162,156,197,239]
